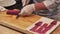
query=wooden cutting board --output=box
[0,12,60,34]
[52,25,60,34]
[0,12,41,34]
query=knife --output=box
[16,14,20,19]
[16,0,30,19]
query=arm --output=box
[19,0,57,16]
[35,0,59,11]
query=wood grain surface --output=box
[0,12,41,29]
[0,12,60,34]
[0,25,22,34]
[52,25,60,34]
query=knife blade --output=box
[16,14,20,19]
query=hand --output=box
[0,6,7,12]
[18,4,35,16]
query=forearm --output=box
[34,2,47,10]
[34,0,56,10]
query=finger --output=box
[22,0,27,6]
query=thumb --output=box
[22,0,27,6]
[18,9,27,16]
[18,10,23,16]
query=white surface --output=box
[0,0,16,7]
[26,17,60,34]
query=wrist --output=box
[34,2,47,10]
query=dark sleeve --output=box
[5,0,23,10]
[28,0,34,4]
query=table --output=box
[0,25,22,34]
